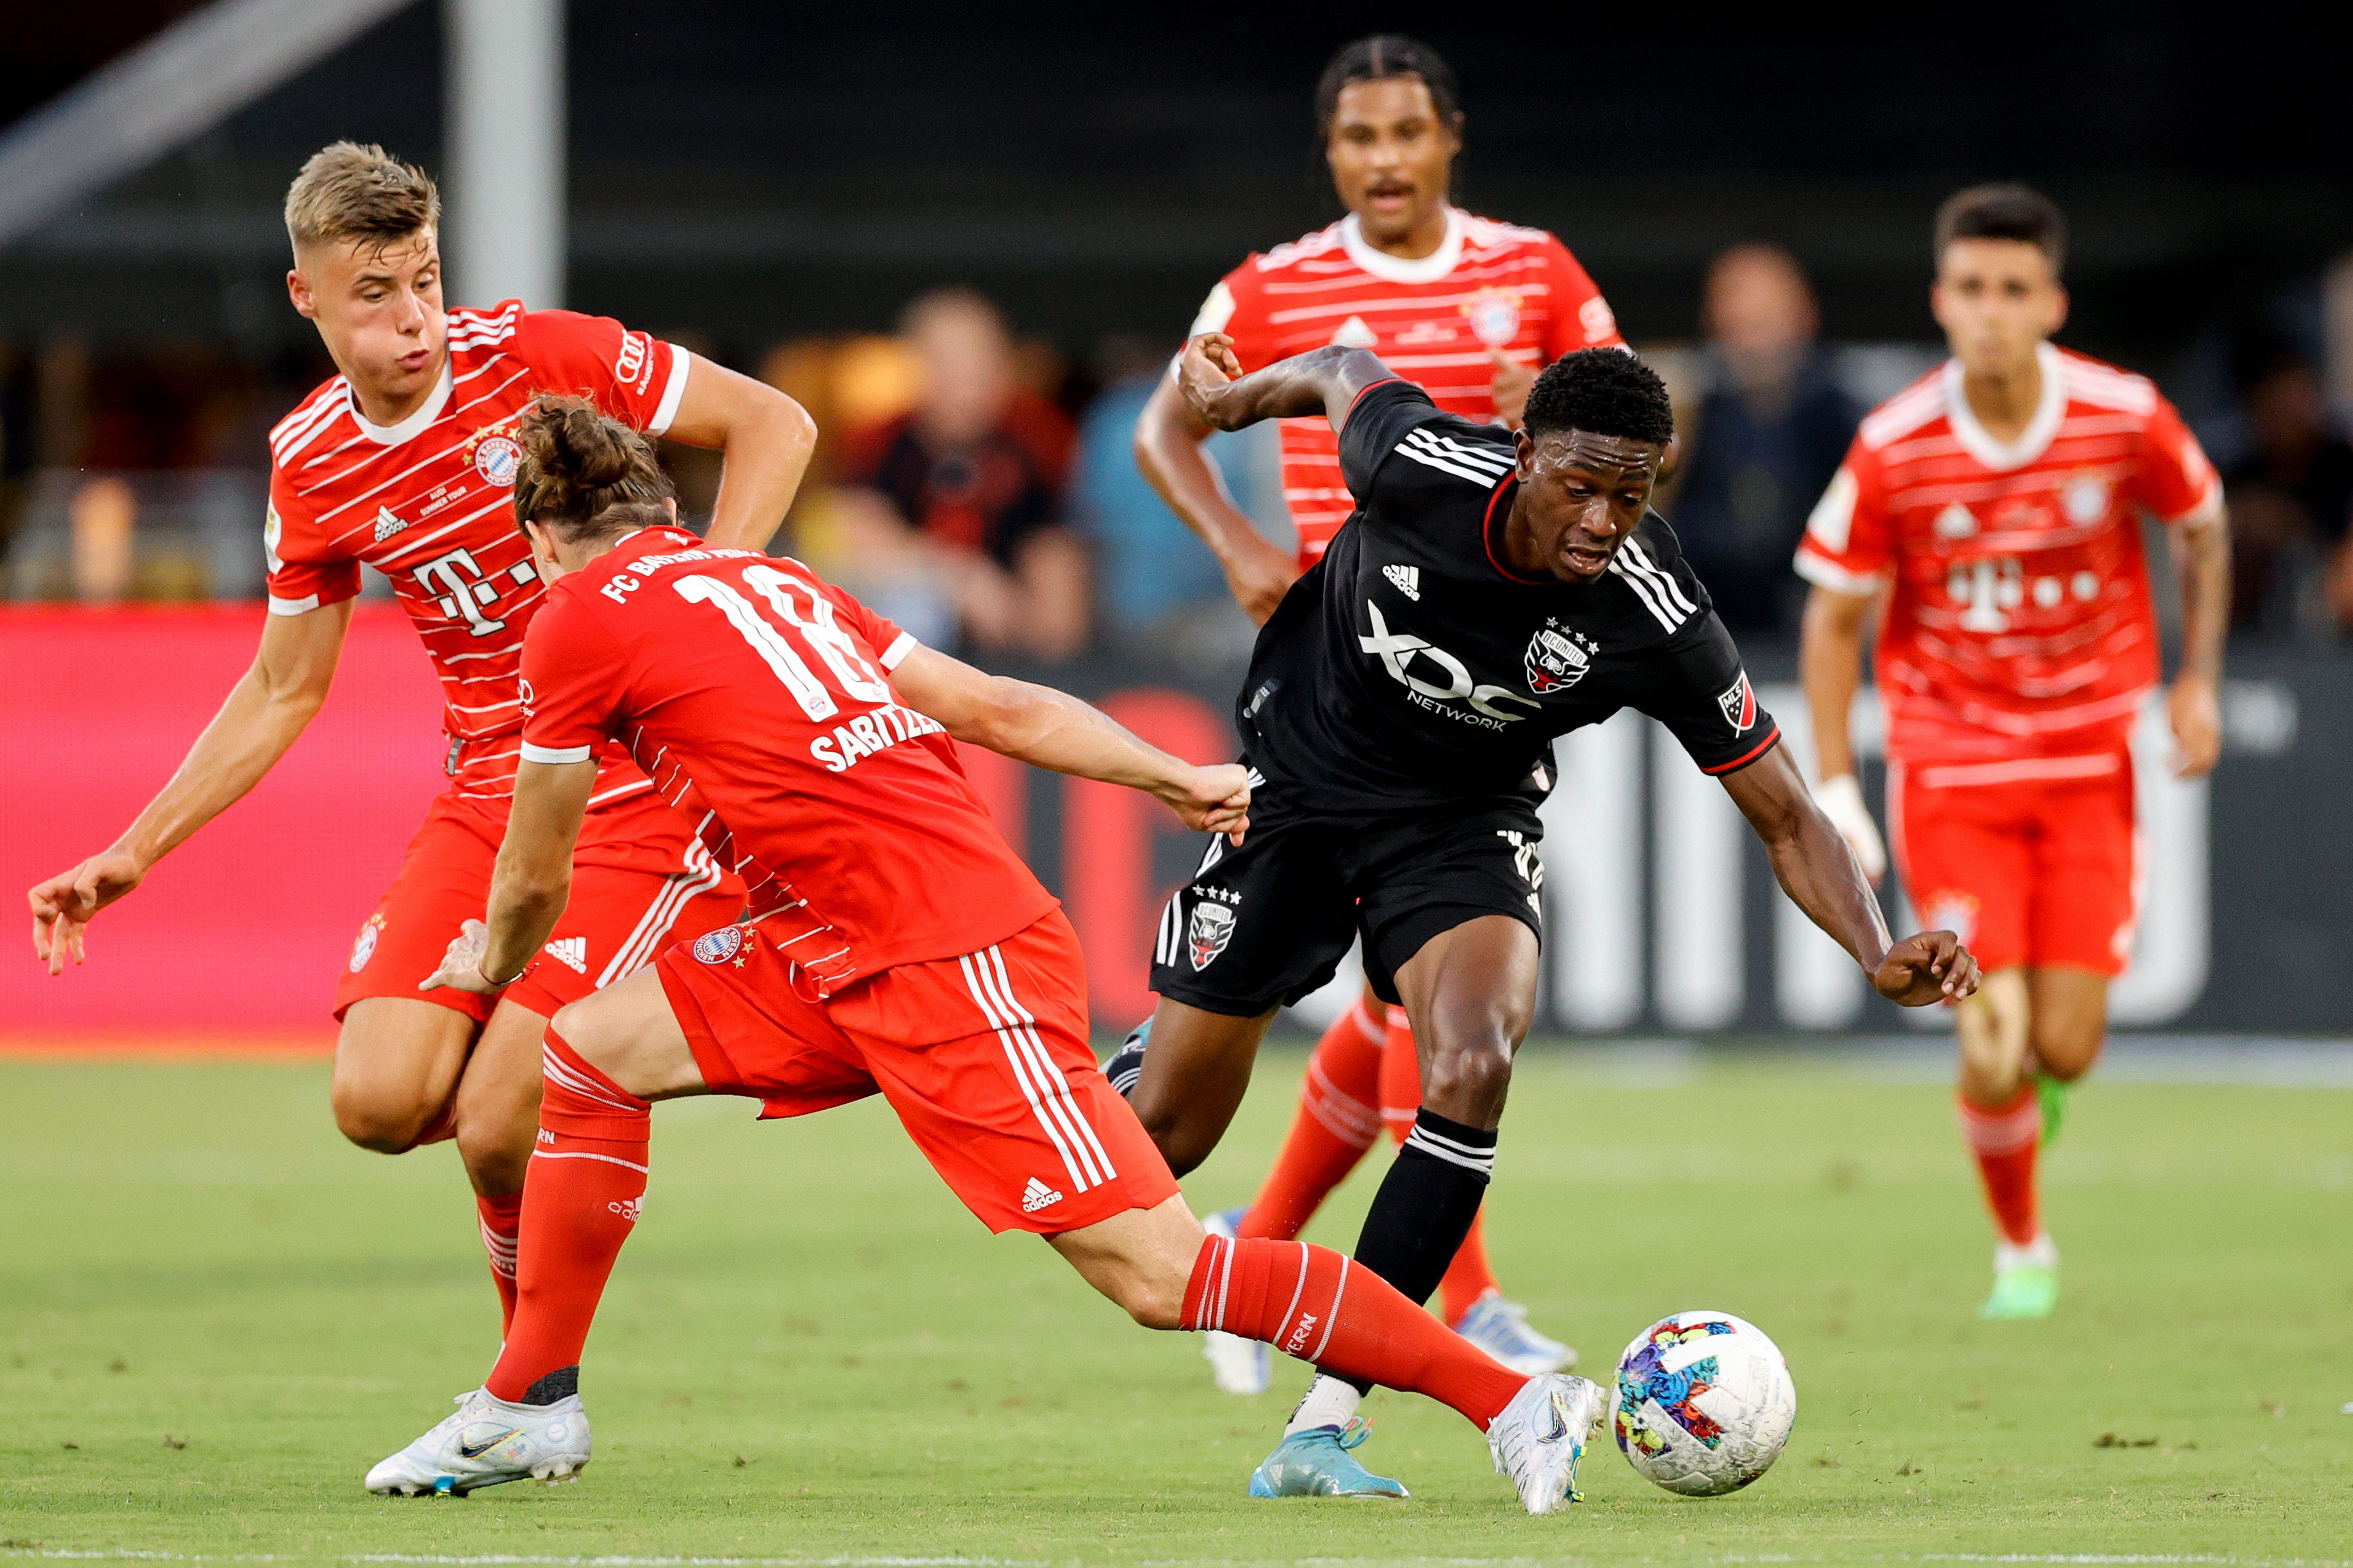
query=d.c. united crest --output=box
[1524,622,1596,694]
[1187,898,1237,972]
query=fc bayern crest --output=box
[473,434,523,488]
[692,925,746,965]
[1524,621,1596,694]
[1717,670,1758,733]
[1187,897,1237,972]
[348,914,384,974]
[1463,289,1522,348]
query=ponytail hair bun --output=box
[513,394,674,542]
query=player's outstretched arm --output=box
[658,354,817,554]
[1718,741,1980,1006]
[28,599,352,974]
[1796,583,1887,883]
[421,759,596,994]
[889,643,1250,843]
[1133,367,1299,626]
[1175,335,1393,438]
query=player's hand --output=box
[2167,674,2221,779]
[28,850,147,976]
[1871,930,1980,1006]
[1488,349,1536,431]
[1812,774,1887,885]
[1224,531,1303,626]
[419,919,503,995]
[1160,763,1252,846]
[1176,333,1246,428]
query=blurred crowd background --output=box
[4,4,2351,659]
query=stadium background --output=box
[3,0,2350,1044]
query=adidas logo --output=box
[372,505,407,542]
[543,936,587,973]
[1330,315,1377,349]
[1383,563,1421,601]
[1020,1177,1064,1213]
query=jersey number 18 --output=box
[673,564,893,721]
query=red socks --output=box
[1380,1012,1502,1322]
[1182,1233,1526,1430]
[476,1192,523,1335]
[485,1030,651,1402]
[1237,998,1385,1241]
[1957,1086,2041,1246]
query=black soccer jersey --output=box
[1236,379,1780,812]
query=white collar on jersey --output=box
[1339,206,1463,284]
[1941,341,2067,471]
[346,357,454,447]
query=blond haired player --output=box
[1126,33,1617,1435]
[1796,184,2230,1320]
[26,143,815,1334]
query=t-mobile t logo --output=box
[412,548,535,637]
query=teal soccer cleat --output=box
[1248,1418,1410,1498]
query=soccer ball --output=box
[1609,1310,1796,1496]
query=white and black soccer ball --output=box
[1609,1310,1796,1496]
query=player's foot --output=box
[1200,1207,1272,1394]
[1487,1372,1606,1515]
[1247,1417,1408,1498]
[1453,1290,1577,1373]
[1103,1019,1150,1099]
[2034,1072,2069,1149]
[1979,1234,2060,1320]
[366,1387,591,1496]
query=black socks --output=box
[1335,1107,1497,1392]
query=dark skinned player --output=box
[1120,334,1982,1497]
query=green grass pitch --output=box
[3,1046,2349,1565]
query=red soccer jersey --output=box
[1794,344,2222,768]
[263,301,691,798]
[517,527,1057,994]
[1191,206,1622,565]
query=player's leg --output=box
[328,998,479,1152]
[366,967,703,1496]
[1903,770,2048,1317]
[1124,998,1279,1177]
[1046,1195,1603,1513]
[455,830,740,1333]
[1232,984,1387,1241]
[2021,752,2139,1144]
[1378,1005,1573,1371]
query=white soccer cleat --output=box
[1198,1207,1271,1394]
[1486,1372,1607,1515]
[1454,1291,1578,1374]
[366,1388,592,1496]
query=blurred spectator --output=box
[2222,349,2353,636]
[1668,245,1860,634]
[1071,336,1269,661]
[835,289,1089,661]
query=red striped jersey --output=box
[1795,344,2222,768]
[1191,207,1622,565]
[517,528,1057,993]
[263,301,690,798]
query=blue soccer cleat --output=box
[1248,1418,1409,1498]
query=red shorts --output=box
[336,784,743,1023]
[657,907,1178,1234]
[1889,749,2138,976]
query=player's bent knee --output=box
[329,1079,440,1155]
[1422,1038,1514,1120]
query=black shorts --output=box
[1146,775,1546,1017]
